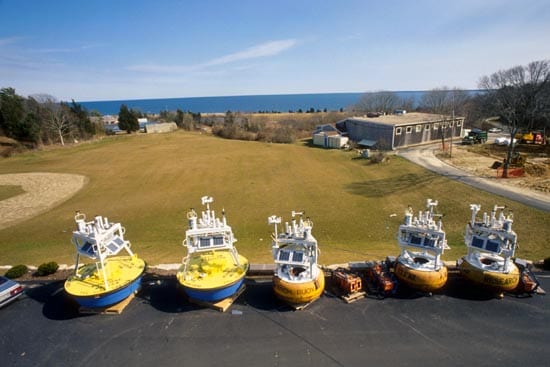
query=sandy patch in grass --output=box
[439,145,550,193]
[0,172,87,230]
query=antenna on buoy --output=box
[268,215,282,237]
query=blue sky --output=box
[1,0,549,101]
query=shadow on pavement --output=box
[137,274,195,313]
[23,270,517,321]
[24,280,82,320]
[238,278,293,311]
[443,275,503,301]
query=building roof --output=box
[357,139,377,147]
[348,112,462,127]
[313,124,342,134]
[314,130,340,136]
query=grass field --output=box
[0,131,548,266]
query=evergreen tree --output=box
[0,87,26,139]
[224,110,234,126]
[118,104,139,133]
[70,100,96,138]
[175,109,184,127]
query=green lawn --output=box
[1,131,548,266]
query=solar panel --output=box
[278,251,290,261]
[424,238,435,247]
[410,235,423,245]
[292,252,304,262]
[105,236,125,253]
[81,241,94,254]
[486,240,500,253]
[199,238,211,247]
[472,236,485,248]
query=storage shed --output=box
[335,112,463,150]
[312,124,348,148]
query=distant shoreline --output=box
[79,92,364,115]
[79,90,482,115]
[79,91,374,104]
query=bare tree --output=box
[420,87,450,115]
[33,95,73,146]
[420,87,471,155]
[479,60,550,176]
[420,87,470,116]
[355,91,401,114]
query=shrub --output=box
[271,126,295,144]
[5,264,28,279]
[543,257,550,271]
[36,261,59,276]
[369,151,387,164]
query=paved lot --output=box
[1,273,548,367]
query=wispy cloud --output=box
[205,39,297,66]
[128,39,298,73]
[0,36,24,47]
[32,43,104,54]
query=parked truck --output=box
[515,131,547,145]
[462,128,488,145]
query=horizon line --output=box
[77,89,483,103]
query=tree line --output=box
[0,88,97,148]
[207,110,351,143]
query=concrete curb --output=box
[3,259,545,277]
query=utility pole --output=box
[450,108,454,158]
[450,91,455,158]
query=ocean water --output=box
[79,91,429,115]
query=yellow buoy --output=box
[394,262,448,293]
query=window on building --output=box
[442,123,447,128]
[457,120,462,127]
[433,123,439,130]
[450,121,454,127]
[395,127,402,135]
[406,126,412,134]
[425,124,430,131]
[415,125,422,133]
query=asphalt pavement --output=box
[398,144,550,212]
[1,273,548,367]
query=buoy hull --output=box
[177,251,249,302]
[273,271,325,306]
[459,258,520,292]
[64,256,146,308]
[394,262,448,292]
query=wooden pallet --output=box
[325,285,366,304]
[188,284,246,312]
[292,299,316,311]
[341,291,366,304]
[79,293,135,315]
